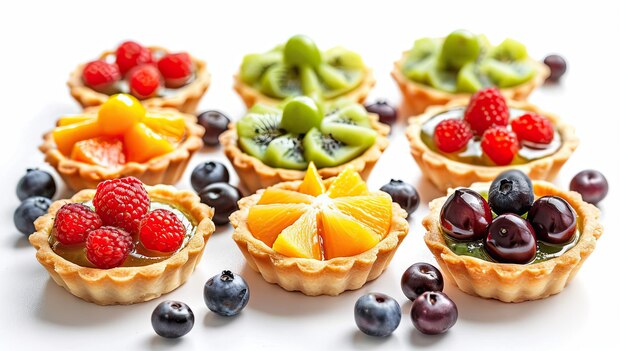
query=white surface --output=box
[1,1,624,350]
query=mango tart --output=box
[230,163,409,296]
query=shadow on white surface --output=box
[203,310,240,328]
[13,235,31,249]
[351,329,400,349]
[147,334,186,349]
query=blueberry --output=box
[410,291,458,335]
[199,183,242,225]
[16,169,56,201]
[380,179,420,215]
[528,196,577,244]
[14,196,51,235]
[197,110,231,146]
[190,161,230,193]
[440,188,492,240]
[354,293,401,337]
[365,100,397,125]
[151,300,194,338]
[401,263,444,301]
[488,170,534,215]
[204,270,250,316]
[569,170,608,205]
[485,214,537,264]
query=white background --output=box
[1,1,624,350]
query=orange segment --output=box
[58,115,95,126]
[298,162,325,196]
[320,208,380,259]
[143,113,186,143]
[248,203,310,247]
[326,165,368,198]
[98,94,145,136]
[70,137,126,167]
[52,119,102,155]
[258,188,314,205]
[332,193,392,237]
[272,210,322,260]
[123,123,174,163]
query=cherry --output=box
[484,214,537,264]
[410,291,458,335]
[365,100,397,125]
[569,170,608,205]
[401,263,443,301]
[544,54,567,82]
[527,196,577,244]
[440,188,492,240]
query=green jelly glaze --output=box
[49,201,197,268]
[420,107,562,166]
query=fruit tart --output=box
[234,35,375,107]
[29,177,215,305]
[40,94,204,191]
[392,30,549,114]
[220,96,389,192]
[230,163,409,295]
[68,40,211,113]
[405,88,578,192]
[422,170,602,302]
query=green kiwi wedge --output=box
[236,112,283,160]
[284,35,322,67]
[264,133,307,170]
[300,65,322,99]
[260,64,303,98]
[457,63,484,93]
[240,52,282,85]
[403,54,437,83]
[303,128,364,168]
[440,30,481,70]
[317,64,363,99]
[324,47,364,69]
[424,66,457,93]
[321,104,377,147]
[280,96,323,134]
[248,103,282,115]
[481,59,535,88]
[408,38,439,60]
[488,38,528,62]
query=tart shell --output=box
[233,67,376,108]
[391,51,550,115]
[39,107,204,191]
[67,46,211,114]
[29,185,215,305]
[220,113,390,192]
[423,181,602,303]
[230,182,409,296]
[405,99,578,192]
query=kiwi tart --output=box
[234,35,375,108]
[392,30,549,114]
[220,96,389,192]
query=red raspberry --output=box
[139,209,186,252]
[54,203,103,245]
[85,226,133,269]
[128,64,161,99]
[464,87,510,136]
[82,60,120,93]
[115,40,153,75]
[157,52,193,88]
[433,119,473,153]
[511,113,554,146]
[93,177,150,234]
[480,126,520,166]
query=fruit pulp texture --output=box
[49,201,197,268]
[442,190,579,264]
[421,107,562,166]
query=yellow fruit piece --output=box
[326,165,368,198]
[320,208,380,259]
[58,115,95,126]
[258,188,314,205]
[248,203,310,247]
[272,210,322,260]
[298,162,325,196]
[98,94,145,136]
[123,123,174,163]
[52,119,102,155]
[143,112,186,143]
[332,193,392,238]
[70,136,126,167]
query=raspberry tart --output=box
[234,35,375,108]
[40,94,204,191]
[220,96,389,192]
[392,30,549,115]
[68,40,211,113]
[405,88,578,191]
[422,170,602,302]
[29,177,215,305]
[230,163,409,295]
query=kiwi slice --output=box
[281,96,322,134]
[317,64,363,99]
[324,47,364,69]
[408,38,439,60]
[284,35,322,67]
[489,38,528,62]
[303,128,364,168]
[264,133,307,170]
[403,54,437,83]
[240,52,282,85]
[321,105,377,147]
[248,103,282,115]
[457,63,484,93]
[481,59,535,88]
[424,66,457,93]
[440,30,481,70]
[236,112,283,160]
[260,64,303,98]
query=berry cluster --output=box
[82,40,194,99]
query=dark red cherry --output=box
[527,196,577,244]
[440,188,492,240]
[569,170,608,205]
[543,54,567,82]
[365,100,397,125]
[484,214,536,264]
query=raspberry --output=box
[480,126,520,166]
[115,40,153,75]
[82,60,120,93]
[157,52,193,88]
[511,113,554,146]
[93,177,150,234]
[139,209,186,252]
[128,64,161,99]
[54,203,103,245]
[464,87,510,136]
[85,226,133,269]
[433,119,473,153]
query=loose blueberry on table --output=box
[199,183,242,225]
[401,262,444,301]
[197,110,231,146]
[354,293,401,337]
[380,179,420,215]
[204,270,250,317]
[16,168,56,201]
[569,169,608,205]
[151,300,195,338]
[190,161,230,193]
[14,196,51,235]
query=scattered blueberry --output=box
[197,110,231,146]
[543,54,567,82]
[380,179,420,215]
[14,196,51,235]
[16,169,56,201]
[204,270,250,316]
[151,300,194,338]
[569,170,608,205]
[199,183,242,225]
[365,100,397,125]
[401,263,444,301]
[488,170,534,215]
[354,293,401,337]
[190,161,230,193]
[410,291,458,335]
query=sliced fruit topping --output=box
[240,51,282,85]
[510,113,554,147]
[52,119,102,155]
[480,126,519,166]
[258,188,314,205]
[298,162,325,196]
[143,112,186,143]
[527,196,577,244]
[93,177,150,234]
[464,87,509,136]
[481,59,535,88]
[124,123,175,163]
[440,188,491,241]
[320,209,379,259]
[485,213,537,264]
[303,128,363,168]
[488,38,528,61]
[433,119,472,153]
[456,63,483,93]
[70,136,126,167]
[236,112,282,161]
[280,96,322,134]
[248,203,310,247]
[440,30,481,70]
[85,226,134,268]
[82,60,120,94]
[54,203,103,245]
[272,210,322,259]
[264,133,307,170]
[157,52,193,88]
[139,209,186,253]
[283,35,322,67]
[97,93,145,136]
[332,193,392,237]
[260,64,302,98]
[128,64,162,100]
[326,165,368,198]
[57,115,94,126]
[115,40,153,75]
[321,104,377,147]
